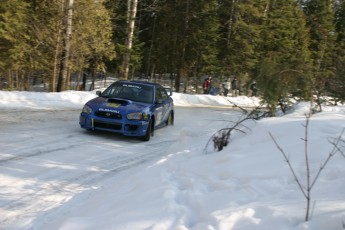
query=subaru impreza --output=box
[79,80,174,141]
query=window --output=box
[156,87,168,102]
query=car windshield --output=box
[101,82,154,104]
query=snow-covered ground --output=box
[0,89,344,230]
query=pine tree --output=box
[143,0,181,80]
[217,0,267,81]
[182,0,220,92]
[331,0,345,102]
[146,0,220,92]
[105,0,142,79]
[0,0,115,91]
[70,0,115,90]
[302,0,337,101]
[256,0,312,115]
[0,0,30,89]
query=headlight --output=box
[127,112,149,120]
[82,105,92,114]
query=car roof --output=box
[117,80,161,88]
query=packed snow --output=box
[0,89,344,230]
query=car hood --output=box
[88,97,150,114]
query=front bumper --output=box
[79,113,149,137]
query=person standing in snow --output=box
[222,78,231,96]
[203,76,212,94]
[231,77,239,97]
[250,81,257,97]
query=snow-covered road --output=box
[1,90,345,230]
[0,107,240,229]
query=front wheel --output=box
[141,119,153,141]
[166,111,174,126]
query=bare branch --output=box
[303,113,311,222]
[311,128,345,189]
[269,110,343,222]
[334,134,345,159]
[269,132,308,199]
[205,103,268,153]
[334,145,345,159]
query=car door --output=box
[154,86,172,126]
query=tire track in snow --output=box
[0,137,177,228]
[0,107,230,229]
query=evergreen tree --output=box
[331,0,345,102]
[1,0,344,103]
[105,0,142,79]
[302,0,337,101]
[256,0,312,115]
[217,0,267,83]
[182,0,220,92]
[24,0,66,92]
[143,0,181,80]
[148,0,220,92]
[0,0,115,91]
[70,0,115,90]
[0,0,30,89]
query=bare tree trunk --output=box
[227,0,236,47]
[15,71,19,89]
[175,0,190,92]
[264,2,269,17]
[50,0,64,92]
[57,0,74,92]
[76,72,81,90]
[123,0,138,80]
[19,72,24,90]
[90,68,95,91]
[145,14,157,78]
[304,117,311,221]
[7,70,12,89]
[52,32,61,92]
[174,72,181,92]
[150,64,155,81]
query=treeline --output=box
[1,0,345,114]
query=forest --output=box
[1,0,345,114]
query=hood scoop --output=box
[107,98,131,105]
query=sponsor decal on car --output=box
[143,113,149,120]
[99,108,120,113]
[123,84,141,89]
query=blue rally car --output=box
[79,80,174,141]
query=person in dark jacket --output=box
[231,77,239,96]
[222,78,231,96]
[250,81,257,97]
[203,76,212,94]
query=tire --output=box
[166,111,174,126]
[141,119,153,141]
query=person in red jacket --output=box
[203,76,212,94]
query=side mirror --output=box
[164,87,173,96]
[96,91,102,96]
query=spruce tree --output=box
[183,0,220,92]
[0,0,30,89]
[70,0,115,90]
[332,0,345,102]
[149,0,220,92]
[217,0,267,83]
[256,0,312,115]
[0,0,115,91]
[302,0,337,102]
[104,0,142,79]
